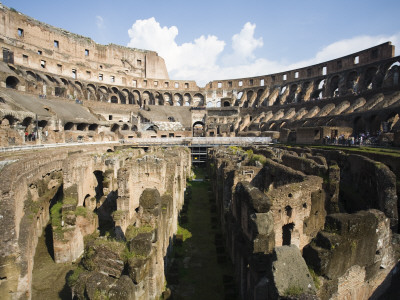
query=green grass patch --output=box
[125,224,154,241]
[308,267,321,289]
[74,206,88,217]
[177,225,192,242]
[284,286,304,296]
[67,266,85,286]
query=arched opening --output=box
[206,101,214,108]
[143,91,154,105]
[64,122,74,131]
[131,125,138,132]
[122,124,129,130]
[26,71,37,81]
[330,76,340,97]
[364,67,377,90]
[111,124,119,132]
[163,93,172,106]
[353,116,365,135]
[77,123,87,131]
[38,120,48,129]
[223,101,230,107]
[184,93,191,106]
[155,93,163,106]
[3,115,16,126]
[88,124,98,131]
[282,223,295,246]
[133,90,140,106]
[110,95,118,104]
[6,76,19,89]
[193,121,205,137]
[193,93,205,107]
[346,71,358,90]
[22,117,33,127]
[174,93,183,106]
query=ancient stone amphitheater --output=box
[0,4,399,300]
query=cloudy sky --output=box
[5,0,400,86]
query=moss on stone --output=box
[125,224,154,241]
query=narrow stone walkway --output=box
[167,167,238,300]
[32,224,73,300]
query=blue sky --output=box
[4,0,400,86]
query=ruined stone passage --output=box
[208,145,399,299]
[0,145,191,299]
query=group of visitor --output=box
[323,131,382,146]
[24,131,37,141]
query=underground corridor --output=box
[165,166,238,300]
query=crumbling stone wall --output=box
[0,145,190,300]
[208,145,398,300]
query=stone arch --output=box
[98,86,109,102]
[143,91,154,105]
[26,71,37,81]
[122,89,134,104]
[223,100,231,107]
[22,117,33,128]
[3,115,16,126]
[193,121,205,137]
[206,101,214,108]
[64,122,74,131]
[193,93,204,107]
[346,71,359,91]
[329,75,340,97]
[46,75,56,83]
[111,124,120,132]
[174,93,183,106]
[6,76,19,89]
[133,90,141,106]
[121,124,129,130]
[110,95,119,104]
[184,93,192,106]
[131,125,138,132]
[163,92,172,106]
[60,78,69,86]
[77,123,88,131]
[87,84,97,101]
[38,120,48,128]
[287,84,298,103]
[88,124,98,131]
[363,67,378,90]
[155,92,163,105]
[383,61,400,87]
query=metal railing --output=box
[0,137,272,153]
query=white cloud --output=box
[127,18,400,87]
[225,22,263,64]
[96,16,104,29]
[127,18,225,75]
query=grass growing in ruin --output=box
[167,166,238,299]
[125,224,154,240]
[308,267,321,290]
[177,224,192,242]
[228,146,267,165]
[302,144,400,158]
[284,286,304,297]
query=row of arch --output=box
[243,92,400,132]
[5,67,206,107]
[234,60,400,108]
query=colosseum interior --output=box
[0,4,399,300]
